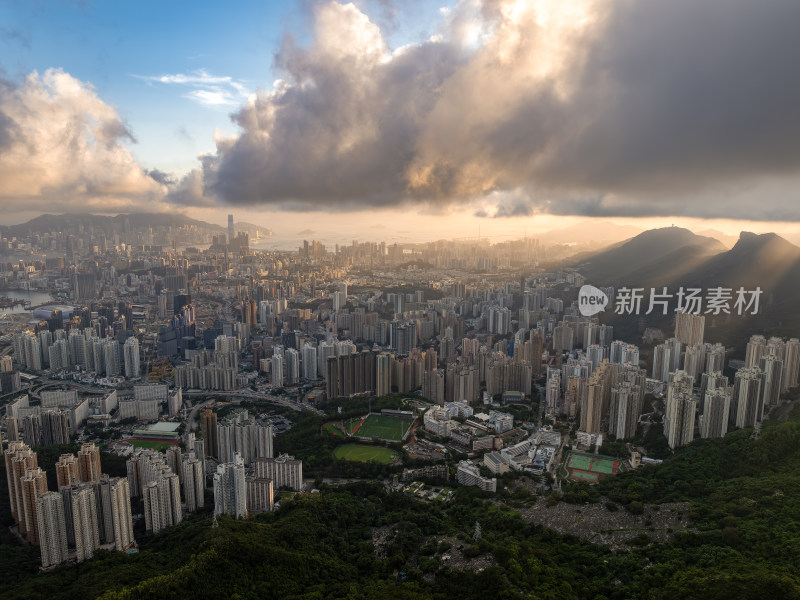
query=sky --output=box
[2,0,800,242]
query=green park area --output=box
[333,444,398,464]
[352,414,414,442]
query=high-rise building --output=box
[124,337,140,378]
[5,416,20,443]
[41,410,71,446]
[21,467,48,542]
[609,367,646,440]
[182,456,205,512]
[745,335,766,368]
[682,344,706,384]
[285,348,299,384]
[110,477,135,551]
[552,324,574,353]
[228,214,235,244]
[246,477,274,514]
[166,446,183,485]
[701,387,731,439]
[700,371,729,404]
[201,409,219,460]
[271,354,284,387]
[22,413,42,446]
[784,338,800,391]
[580,361,617,434]
[652,343,671,383]
[705,343,726,374]
[254,454,303,492]
[732,367,764,429]
[664,370,697,449]
[77,443,102,483]
[545,369,561,417]
[71,483,100,562]
[36,491,69,568]
[216,411,273,465]
[665,338,683,372]
[55,454,78,489]
[214,452,247,519]
[5,442,38,527]
[375,353,391,396]
[422,369,445,405]
[302,344,317,380]
[72,271,97,302]
[142,473,182,533]
[760,354,784,410]
[674,311,705,346]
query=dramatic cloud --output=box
[134,69,250,108]
[164,0,800,220]
[0,68,166,213]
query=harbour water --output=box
[0,289,54,313]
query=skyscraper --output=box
[201,409,218,460]
[674,311,705,346]
[71,483,100,562]
[254,454,303,492]
[246,477,274,514]
[77,443,102,483]
[55,454,78,489]
[705,343,726,374]
[214,452,247,519]
[732,367,764,429]
[36,491,69,568]
[182,456,205,513]
[745,335,766,368]
[110,477,135,551]
[760,354,784,410]
[21,467,48,542]
[143,473,182,533]
[93,475,114,544]
[784,338,800,391]
[216,411,273,465]
[664,370,697,449]
[652,343,671,383]
[701,387,731,439]
[5,442,38,528]
[41,410,71,446]
[124,337,140,378]
[228,214,234,244]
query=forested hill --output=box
[2,404,800,599]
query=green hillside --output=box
[1,403,799,599]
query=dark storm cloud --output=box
[169,0,800,221]
[537,0,800,194]
[147,169,174,185]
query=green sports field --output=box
[353,414,414,442]
[568,453,593,471]
[333,444,398,464]
[565,451,620,482]
[592,457,617,474]
[323,422,346,437]
[130,440,176,451]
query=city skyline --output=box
[2,0,800,237]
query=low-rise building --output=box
[455,460,496,492]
